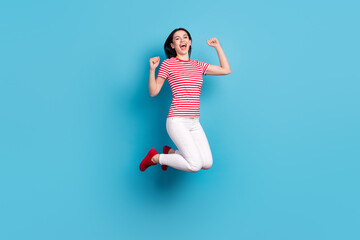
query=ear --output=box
[189,39,191,46]
[170,43,174,49]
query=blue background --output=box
[1,0,359,239]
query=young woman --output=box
[140,27,231,172]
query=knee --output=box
[187,158,202,172]
[202,157,213,170]
[189,165,201,172]
[189,165,202,172]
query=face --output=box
[170,30,191,56]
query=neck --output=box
[176,54,190,61]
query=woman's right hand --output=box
[149,56,160,70]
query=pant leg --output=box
[190,118,213,170]
[159,117,203,172]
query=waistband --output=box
[167,116,199,120]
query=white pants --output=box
[159,117,213,172]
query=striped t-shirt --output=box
[157,57,210,118]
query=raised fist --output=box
[149,56,160,70]
[207,38,220,48]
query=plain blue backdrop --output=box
[0,0,359,239]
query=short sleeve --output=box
[157,60,170,79]
[195,60,210,76]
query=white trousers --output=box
[159,117,213,172]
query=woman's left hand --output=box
[207,37,220,48]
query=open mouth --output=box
[180,43,187,50]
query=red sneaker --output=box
[161,145,171,171]
[140,148,158,172]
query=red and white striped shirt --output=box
[157,57,210,118]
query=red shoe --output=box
[140,148,158,172]
[161,145,172,171]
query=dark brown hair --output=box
[164,28,192,59]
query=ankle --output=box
[169,149,176,154]
[151,154,160,164]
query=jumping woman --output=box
[140,27,231,173]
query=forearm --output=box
[215,45,231,72]
[148,69,157,96]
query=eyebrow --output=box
[174,34,188,38]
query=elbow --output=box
[150,91,158,97]
[149,87,157,97]
[221,67,231,75]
